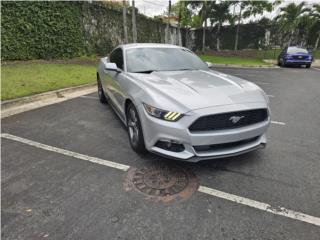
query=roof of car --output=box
[288,46,307,49]
[120,43,182,50]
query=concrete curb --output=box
[1,83,97,118]
[263,59,320,67]
[212,64,279,69]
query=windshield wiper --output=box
[133,70,157,74]
[173,68,196,71]
[133,69,196,73]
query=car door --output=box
[102,48,127,117]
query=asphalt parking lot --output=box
[2,67,320,239]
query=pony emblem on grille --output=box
[229,115,245,124]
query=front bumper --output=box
[285,59,312,65]
[138,102,270,162]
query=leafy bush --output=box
[1,1,169,60]
[1,1,85,60]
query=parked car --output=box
[277,46,313,68]
[97,44,270,162]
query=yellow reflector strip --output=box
[164,112,173,118]
[167,112,177,119]
[171,113,181,120]
[164,112,181,121]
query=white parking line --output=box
[1,133,129,171]
[198,186,320,227]
[271,121,286,126]
[79,95,99,100]
[2,133,319,227]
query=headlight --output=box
[285,54,293,59]
[143,103,183,121]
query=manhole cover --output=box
[124,164,198,203]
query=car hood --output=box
[287,52,311,55]
[128,70,267,112]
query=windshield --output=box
[287,47,308,54]
[126,47,209,73]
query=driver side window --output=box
[110,48,124,70]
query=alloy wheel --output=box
[128,107,139,146]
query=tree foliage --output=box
[209,1,233,27]
[275,2,311,46]
[170,1,192,27]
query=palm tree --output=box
[170,1,193,27]
[298,15,317,47]
[200,0,208,52]
[169,1,193,45]
[275,2,310,47]
[311,4,320,50]
[187,1,209,52]
[209,1,232,51]
[234,1,273,50]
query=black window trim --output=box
[109,47,125,71]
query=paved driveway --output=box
[2,67,320,240]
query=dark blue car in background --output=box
[277,46,313,68]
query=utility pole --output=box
[123,0,128,44]
[166,0,171,43]
[177,1,182,46]
[234,4,242,51]
[202,0,207,53]
[132,0,137,43]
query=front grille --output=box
[194,136,260,153]
[189,109,268,132]
[292,55,308,60]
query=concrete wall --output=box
[81,2,181,55]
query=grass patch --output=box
[260,49,320,59]
[199,55,269,66]
[1,63,96,100]
[200,49,320,62]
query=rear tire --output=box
[126,103,146,154]
[97,75,107,104]
[306,64,311,68]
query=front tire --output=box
[306,64,311,68]
[126,103,146,154]
[97,75,107,104]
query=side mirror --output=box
[206,61,213,68]
[105,62,121,73]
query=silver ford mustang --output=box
[97,43,270,162]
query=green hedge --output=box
[1,1,169,60]
[1,1,85,60]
